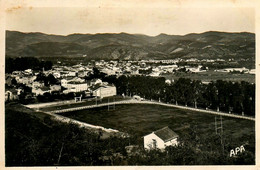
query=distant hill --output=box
[6,30,255,61]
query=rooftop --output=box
[153,126,179,142]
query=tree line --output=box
[6,57,53,73]
[102,75,255,116]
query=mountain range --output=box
[6,30,255,61]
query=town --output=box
[5,57,255,103]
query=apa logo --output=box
[230,145,245,157]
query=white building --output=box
[61,77,88,94]
[53,72,61,78]
[92,85,116,98]
[249,69,255,74]
[165,79,173,85]
[63,82,89,94]
[144,127,179,150]
[32,81,44,88]
[16,76,36,86]
[61,77,85,87]
[215,67,249,73]
[50,84,61,92]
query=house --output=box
[5,89,19,101]
[32,81,45,88]
[91,85,116,98]
[144,126,179,150]
[53,72,61,78]
[50,84,61,92]
[16,75,36,86]
[61,77,85,87]
[89,79,103,86]
[24,69,33,75]
[165,79,173,85]
[62,82,88,94]
[61,77,88,94]
[32,86,51,96]
[68,71,77,77]
[77,71,88,78]
[249,69,255,74]
[5,75,13,86]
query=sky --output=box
[5,7,255,36]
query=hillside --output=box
[6,31,255,61]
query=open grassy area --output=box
[162,70,255,83]
[58,104,255,151]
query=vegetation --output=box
[6,103,255,166]
[35,72,59,86]
[102,75,255,116]
[5,103,129,166]
[5,57,52,73]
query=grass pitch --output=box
[58,104,255,152]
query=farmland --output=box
[162,70,255,84]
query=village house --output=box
[16,75,36,86]
[23,69,33,75]
[87,78,103,87]
[61,77,85,87]
[50,84,61,92]
[5,88,19,101]
[5,75,14,87]
[77,70,88,78]
[32,81,45,88]
[101,68,116,75]
[63,81,88,94]
[32,86,51,96]
[12,70,23,77]
[53,72,61,78]
[186,65,207,73]
[61,77,87,92]
[90,85,117,98]
[165,79,173,85]
[68,71,77,77]
[143,126,179,150]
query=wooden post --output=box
[108,98,110,111]
[113,97,115,110]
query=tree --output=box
[11,78,17,86]
[36,72,46,82]
[47,74,58,85]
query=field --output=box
[39,96,129,112]
[58,104,255,151]
[162,70,255,83]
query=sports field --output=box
[58,104,255,151]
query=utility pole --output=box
[108,97,115,111]
[108,98,109,111]
[215,115,224,155]
[113,96,115,110]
